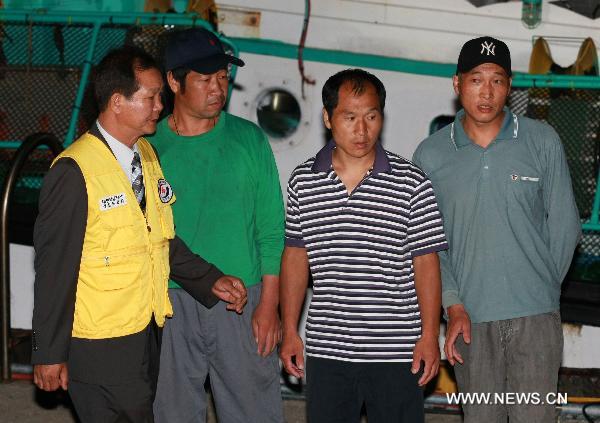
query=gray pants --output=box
[153,285,284,423]
[454,311,563,423]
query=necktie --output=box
[131,152,144,204]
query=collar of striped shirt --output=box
[311,139,392,174]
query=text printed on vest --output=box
[99,193,127,211]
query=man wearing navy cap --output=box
[413,36,580,422]
[150,28,285,422]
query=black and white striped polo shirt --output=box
[285,140,448,362]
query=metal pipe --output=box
[0,142,26,149]
[0,9,214,27]
[0,132,63,382]
[2,9,599,89]
[64,21,101,146]
[231,37,600,89]
[424,394,600,418]
[516,73,600,82]
[560,402,600,418]
[584,168,600,230]
[511,78,600,89]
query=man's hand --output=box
[412,335,440,386]
[444,304,471,366]
[252,302,281,357]
[33,363,68,391]
[279,247,309,378]
[212,276,247,314]
[280,332,305,378]
[411,252,441,386]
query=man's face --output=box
[119,68,164,136]
[453,63,511,125]
[169,68,228,119]
[323,81,383,160]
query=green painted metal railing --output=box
[0,9,240,145]
[583,184,600,231]
[232,37,600,89]
[68,21,101,147]
[0,9,213,25]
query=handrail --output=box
[65,21,101,145]
[1,9,598,88]
[0,9,215,27]
[231,37,600,89]
[0,132,63,382]
[583,136,600,231]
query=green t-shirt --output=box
[149,112,284,288]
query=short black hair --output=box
[169,66,191,94]
[322,69,386,118]
[94,46,159,112]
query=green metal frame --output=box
[0,9,240,145]
[231,37,600,89]
[584,196,600,231]
[0,9,215,25]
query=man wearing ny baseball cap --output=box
[150,28,285,422]
[413,36,580,422]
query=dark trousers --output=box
[306,357,424,423]
[68,321,162,423]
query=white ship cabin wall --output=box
[4,0,600,370]
[221,0,600,184]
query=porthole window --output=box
[256,89,301,139]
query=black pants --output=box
[68,321,162,423]
[306,357,424,423]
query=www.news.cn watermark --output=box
[446,392,568,406]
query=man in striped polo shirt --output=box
[279,69,448,422]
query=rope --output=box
[298,0,315,99]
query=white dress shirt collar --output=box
[96,120,140,183]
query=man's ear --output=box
[167,71,179,94]
[322,108,332,130]
[452,75,460,96]
[109,93,121,114]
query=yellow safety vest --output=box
[53,133,176,339]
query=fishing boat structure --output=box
[0,0,599,416]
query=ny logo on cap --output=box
[481,41,496,56]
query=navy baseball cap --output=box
[164,28,245,74]
[456,36,512,77]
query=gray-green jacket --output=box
[413,108,581,323]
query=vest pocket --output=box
[97,205,147,252]
[76,249,148,333]
[80,248,147,290]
